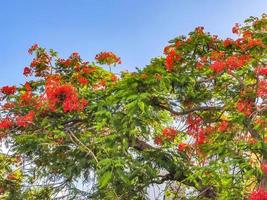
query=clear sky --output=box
[0,0,266,86]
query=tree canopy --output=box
[0,14,267,199]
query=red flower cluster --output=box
[178,143,188,151]
[58,58,72,67]
[78,76,89,85]
[165,50,175,71]
[243,30,252,39]
[24,82,32,91]
[196,129,206,145]
[45,78,87,112]
[162,127,177,141]
[111,74,118,82]
[236,99,253,116]
[218,121,228,132]
[255,67,267,76]
[186,115,215,145]
[247,38,264,48]
[93,80,106,91]
[95,51,121,65]
[187,115,203,134]
[153,127,177,145]
[257,80,267,97]
[232,23,240,34]
[1,102,15,110]
[210,51,225,61]
[0,118,13,129]
[28,43,39,54]
[210,61,226,73]
[226,55,250,70]
[23,67,31,76]
[1,86,16,95]
[209,53,250,73]
[223,38,235,47]
[249,188,267,200]
[19,91,33,104]
[16,110,35,127]
[82,66,96,74]
[71,52,79,58]
[165,49,181,72]
[163,46,172,54]
[154,136,163,145]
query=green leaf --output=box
[138,101,145,112]
[116,169,130,184]
[99,171,113,189]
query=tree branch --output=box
[132,138,216,198]
[158,104,223,116]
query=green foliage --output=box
[0,14,267,199]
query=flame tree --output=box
[0,14,267,199]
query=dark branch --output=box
[158,104,223,116]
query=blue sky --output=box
[0,0,266,86]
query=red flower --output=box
[196,61,204,69]
[19,92,33,104]
[163,46,172,54]
[223,38,235,47]
[24,82,32,91]
[257,80,267,97]
[187,115,202,134]
[232,23,240,34]
[236,100,253,116]
[210,51,225,61]
[28,43,39,54]
[80,98,88,109]
[45,79,86,112]
[95,51,121,65]
[165,53,174,71]
[1,86,16,95]
[1,102,15,110]
[46,83,79,112]
[30,59,38,68]
[99,80,106,87]
[154,136,163,145]
[226,55,244,70]
[218,121,229,132]
[248,39,264,48]
[176,40,182,47]
[196,129,205,145]
[78,76,88,85]
[243,30,252,39]
[72,52,79,58]
[16,110,35,127]
[82,66,93,74]
[58,59,72,67]
[249,188,267,200]
[165,49,181,72]
[255,67,267,76]
[162,127,177,141]
[111,74,118,82]
[93,80,106,91]
[178,143,187,151]
[235,38,246,49]
[0,118,13,129]
[23,67,31,76]
[210,61,226,73]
